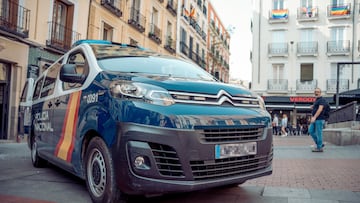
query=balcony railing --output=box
[268,9,289,23]
[327,40,350,55]
[166,0,177,16]
[267,79,288,92]
[297,41,318,56]
[268,43,288,57]
[189,51,205,68]
[296,79,317,92]
[297,6,318,21]
[180,41,188,55]
[189,18,206,41]
[326,79,349,92]
[148,24,162,44]
[128,7,145,33]
[0,0,30,38]
[101,0,122,17]
[46,21,81,52]
[327,3,351,18]
[164,36,176,54]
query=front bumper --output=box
[112,122,273,195]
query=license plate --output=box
[215,142,257,159]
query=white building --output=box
[251,0,360,124]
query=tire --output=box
[84,137,125,203]
[31,137,47,167]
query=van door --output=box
[18,78,34,137]
[53,51,88,163]
[36,63,62,157]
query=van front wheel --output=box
[84,137,124,203]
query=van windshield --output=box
[97,56,215,81]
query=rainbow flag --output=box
[330,5,349,15]
[272,9,288,19]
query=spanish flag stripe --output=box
[55,91,81,161]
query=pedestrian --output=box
[281,114,288,137]
[272,114,279,135]
[309,87,327,152]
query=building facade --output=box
[177,0,207,71]
[251,0,360,126]
[0,0,232,140]
[0,0,89,140]
[88,0,178,55]
[207,1,230,83]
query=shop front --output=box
[263,96,334,135]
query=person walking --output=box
[309,87,327,152]
[272,114,279,135]
[281,114,288,137]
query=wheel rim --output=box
[87,148,107,197]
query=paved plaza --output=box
[0,136,360,203]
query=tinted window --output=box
[97,57,215,81]
[20,81,29,102]
[40,63,61,98]
[63,52,88,90]
[32,77,44,101]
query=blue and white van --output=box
[19,40,273,202]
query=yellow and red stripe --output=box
[55,91,81,162]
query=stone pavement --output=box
[0,136,360,203]
[245,136,360,191]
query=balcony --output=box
[0,0,30,38]
[327,40,350,56]
[189,18,207,41]
[297,41,318,56]
[296,79,317,93]
[189,51,205,68]
[148,24,162,44]
[268,9,289,23]
[180,41,188,55]
[101,0,122,17]
[128,7,145,33]
[46,21,81,52]
[326,79,349,93]
[166,0,177,16]
[268,43,288,57]
[267,79,288,93]
[164,36,176,54]
[181,7,206,41]
[327,3,351,19]
[297,6,318,21]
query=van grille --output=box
[169,90,260,108]
[199,127,264,143]
[190,154,272,180]
[149,143,184,177]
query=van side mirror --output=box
[60,64,85,83]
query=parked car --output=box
[19,40,273,202]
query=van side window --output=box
[40,62,61,98]
[63,52,88,91]
[32,77,44,101]
[20,81,29,102]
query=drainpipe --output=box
[86,0,92,39]
[257,1,262,84]
[351,0,355,83]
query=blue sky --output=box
[210,0,253,82]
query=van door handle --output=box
[55,100,61,106]
[48,101,53,108]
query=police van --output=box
[19,40,273,202]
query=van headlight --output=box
[110,81,175,106]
